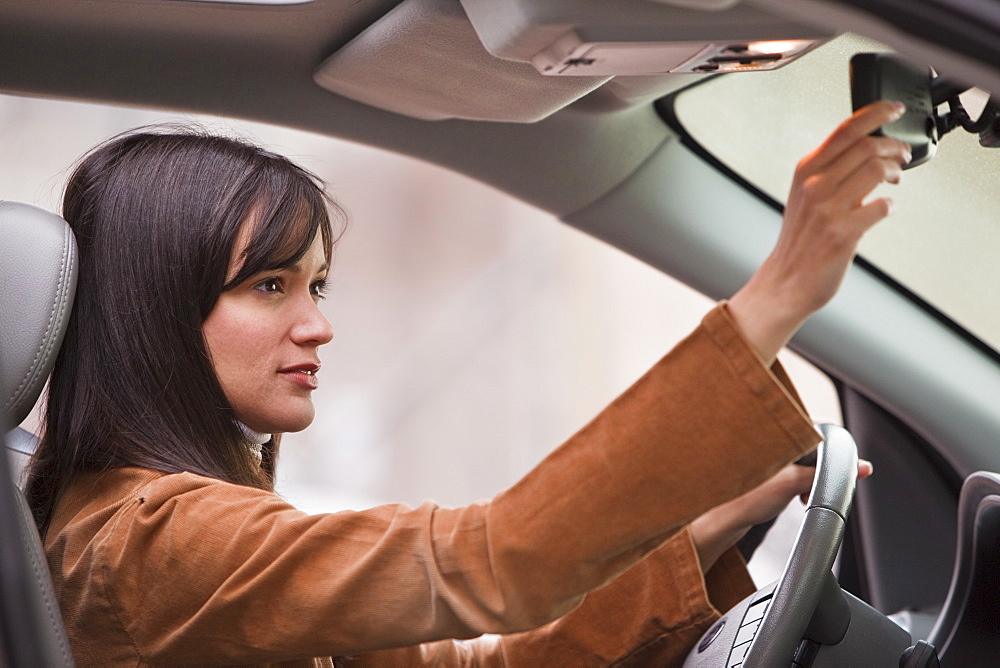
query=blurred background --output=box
[2,92,839,583]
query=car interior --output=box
[0,201,77,667]
[2,0,1000,665]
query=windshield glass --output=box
[674,34,1000,353]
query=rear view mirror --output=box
[850,53,938,170]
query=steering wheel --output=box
[684,424,860,666]
[687,425,923,666]
[739,423,858,665]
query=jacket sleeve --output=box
[340,526,755,667]
[93,303,818,664]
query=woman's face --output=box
[203,231,333,435]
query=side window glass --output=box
[4,93,837,584]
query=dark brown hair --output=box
[26,128,343,535]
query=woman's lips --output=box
[279,363,320,390]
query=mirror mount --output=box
[851,53,1000,170]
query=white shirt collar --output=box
[237,422,271,466]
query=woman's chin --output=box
[241,407,315,435]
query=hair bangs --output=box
[224,164,339,291]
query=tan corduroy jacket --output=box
[45,304,820,666]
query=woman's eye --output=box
[255,277,282,294]
[311,278,329,300]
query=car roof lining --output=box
[2,0,997,214]
[0,0,835,216]
[749,0,1000,96]
[0,0,690,216]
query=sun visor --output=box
[313,0,609,122]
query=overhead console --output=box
[462,0,825,77]
[314,0,832,122]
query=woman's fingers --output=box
[802,100,907,174]
[797,136,910,200]
[734,463,815,527]
[799,459,873,503]
[818,145,905,236]
[838,157,903,208]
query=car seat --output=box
[0,200,77,667]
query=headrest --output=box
[0,202,78,428]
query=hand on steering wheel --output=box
[685,424,919,667]
[741,424,859,666]
[689,436,871,575]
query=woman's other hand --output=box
[689,459,874,573]
[728,100,912,364]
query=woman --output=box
[29,101,909,666]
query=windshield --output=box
[673,34,1000,354]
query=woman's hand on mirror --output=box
[689,459,873,573]
[728,100,912,364]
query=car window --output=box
[3,92,839,582]
[673,33,1000,355]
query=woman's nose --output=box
[292,301,334,346]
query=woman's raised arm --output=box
[728,100,911,364]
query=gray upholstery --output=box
[313,0,609,122]
[3,451,76,667]
[0,200,76,666]
[6,425,38,457]
[1,201,78,428]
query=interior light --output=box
[164,0,313,5]
[672,39,823,74]
[533,31,825,77]
[748,40,814,56]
